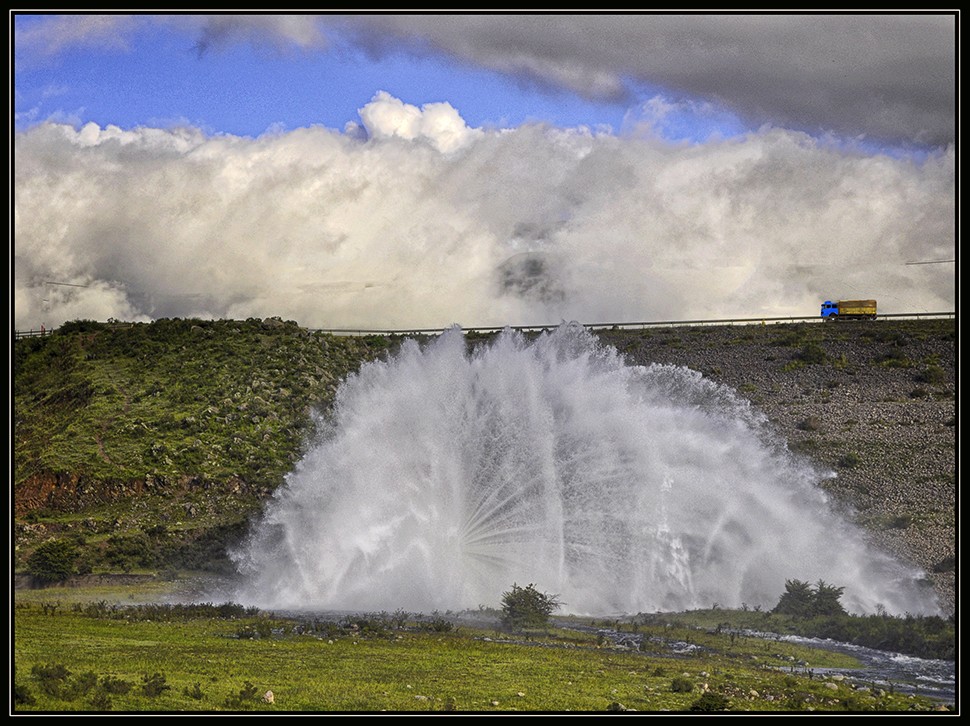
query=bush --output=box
[57,319,107,335]
[795,343,828,365]
[887,514,913,530]
[224,681,260,708]
[874,352,912,368]
[26,539,81,583]
[140,672,171,698]
[914,365,947,385]
[60,671,98,700]
[183,682,205,700]
[14,682,36,706]
[31,662,72,697]
[420,613,455,633]
[837,452,861,469]
[99,675,132,695]
[89,690,113,711]
[932,555,955,573]
[500,583,562,631]
[105,532,155,570]
[671,677,694,693]
[689,692,730,711]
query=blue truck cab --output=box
[820,300,840,318]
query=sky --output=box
[11,12,958,331]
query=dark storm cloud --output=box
[329,13,955,147]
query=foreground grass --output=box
[13,587,946,713]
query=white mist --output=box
[230,324,938,616]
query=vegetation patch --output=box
[12,589,951,713]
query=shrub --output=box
[874,352,912,368]
[500,583,562,630]
[60,671,98,700]
[837,452,860,469]
[812,580,847,617]
[789,439,818,454]
[26,539,81,583]
[140,672,171,698]
[89,690,113,711]
[57,319,106,335]
[183,682,205,700]
[105,532,155,570]
[772,579,815,617]
[795,343,828,365]
[14,682,36,706]
[671,677,694,693]
[914,365,947,386]
[420,613,455,633]
[31,662,71,681]
[99,675,132,695]
[932,555,955,573]
[31,662,72,697]
[887,514,913,530]
[689,692,730,711]
[223,681,260,708]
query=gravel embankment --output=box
[595,319,956,617]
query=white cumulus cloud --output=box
[13,93,955,331]
[358,90,484,153]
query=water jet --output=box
[231,323,938,616]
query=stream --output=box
[563,623,956,706]
[763,632,955,705]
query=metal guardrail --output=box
[307,311,956,337]
[14,312,954,340]
[14,329,51,339]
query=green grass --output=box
[13,581,952,713]
[12,585,949,713]
[14,318,390,487]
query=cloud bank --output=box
[14,92,955,330]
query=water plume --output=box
[230,323,938,616]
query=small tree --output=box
[500,583,561,631]
[812,579,847,617]
[773,578,847,618]
[25,539,81,584]
[772,579,815,617]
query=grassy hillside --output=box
[14,317,392,572]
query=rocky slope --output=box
[596,319,956,616]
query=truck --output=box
[820,299,877,320]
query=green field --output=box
[12,583,949,714]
